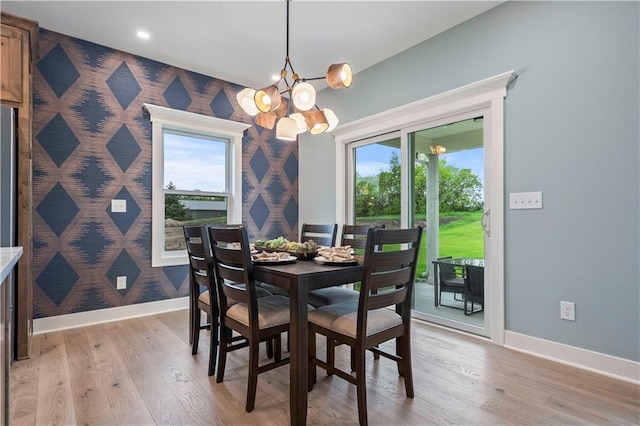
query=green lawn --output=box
[357,211,484,278]
[418,210,484,277]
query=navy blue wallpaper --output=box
[32,29,299,318]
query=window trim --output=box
[144,103,250,267]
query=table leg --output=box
[433,263,439,307]
[189,275,194,344]
[289,287,308,425]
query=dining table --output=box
[253,259,364,426]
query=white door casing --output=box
[333,70,516,345]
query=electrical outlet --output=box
[560,301,575,321]
[117,276,127,290]
[111,199,126,213]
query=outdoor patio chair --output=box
[436,256,465,308]
[464,264,484,315]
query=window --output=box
[144,104,250,267]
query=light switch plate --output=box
[116,276,126,290]
[509,191,542,209]
[111,199,126,213]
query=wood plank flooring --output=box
[10,309,639,425]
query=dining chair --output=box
[185,225,276,376]
[308,226,422,426]
[207,225,292,412]
[306,224,370,308]
[183,224,219,376]
[300,223,338,247]
[463,264,484,315]
[436,256,465,308]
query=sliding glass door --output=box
[346,116,489,338]
[408,118,486,335]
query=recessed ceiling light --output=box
[137,30,150,40]
[271,74,280,82]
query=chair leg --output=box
[266,339,274,359]
[208,315,218,376]
[351,347,356,372]
[396,338,403,377]
[216,326,229,383]
[308,330,316,391]
[189,290,194,345]
[246,337,260,412]
[192,309,201,355]
[274,335,282,362]
[355,346,368,426]
[326,338,335,376]
[399,335,414,398]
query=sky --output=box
[164,132,227,192]
[164,133,484,193]
[356,143,484,185]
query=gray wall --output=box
[299,1,639,362]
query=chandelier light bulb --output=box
[236,88,259,116]
[326,63,353,88]
[322,108,339,132]
[289,113,307,134]
[304,110,329,135]
[291,82,316,111]
[276,117,298,141]
[255,85,281,113]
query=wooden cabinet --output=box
[0,12,39,360]
[0,25,23,103]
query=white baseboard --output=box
[504,331,639,385]
[33,297,189,334]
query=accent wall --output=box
[32,29,298,318]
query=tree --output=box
[437,158,483,212]
[165,182,192,221]
[378,152,401,215]
[354,153,483,217]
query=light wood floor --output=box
[10,309,639,425]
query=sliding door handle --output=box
[481,209,490,237]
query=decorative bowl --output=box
[287,250,318,261]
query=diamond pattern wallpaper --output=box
[32,29,299,318]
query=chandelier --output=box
[236,0,352,141]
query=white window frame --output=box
[144,103,250,267]
[333,70,516,346]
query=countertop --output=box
[0,247,23,283]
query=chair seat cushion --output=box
[257,282,290,297]
[198,286,272,307]
[226,295,294,329]
[441,277,464,288]
[308,301,402,339]
[308,287,359,308]
[198,290,211,305]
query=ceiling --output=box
[1,1,503,90]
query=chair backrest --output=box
[183,225,216,309]
[436,256,458,282]
[340,224,385,252]
[465,265,484,297]
[207,226,259,320]
[358,227,423,333]
[300,223,338,247]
